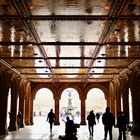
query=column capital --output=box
[54,96,60,100]
[79,96,86,100]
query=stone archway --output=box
[33,88,54,126]
[86,88,107,114]
[34,88,54,116]
[59,88,81,124]
[84,84,108,101]
[32,84,57,100]
[83,84,108,125]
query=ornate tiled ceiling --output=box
[0,0,140,83]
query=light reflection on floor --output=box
[0,116,140,140]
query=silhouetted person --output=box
[59,116,77,140]
[102,107,115,140]
[65,116,77,136]
[96,112,100,123]
[39,111,42,116]
[17,111,22,129]
[117,111,127,140]
[87,110,96,137]
[47,109,55,133]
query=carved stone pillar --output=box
[116,94,121,116]
[0,7,11,135]
[0,88,9,135]
[24,96,30,125]
[0,70,10,135]
[131,90,140,135]
[29,97,34,125]
[110,97,115,117]
[80,97,86,125]
[107,96,111,109]
[8,91,18,131]
[122,93,129,123]
[19,95,24,128]
[54,97,60,125]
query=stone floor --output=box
[0,116,140,140]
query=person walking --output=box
[87,110,96,137]
[117,111,127,140]
[96,112,100,123]
[47,109,55,133]
[102,107,115,140]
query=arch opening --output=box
[129,88,133,123]
[86,88,106,117]
[7,88,11,128]
[60,88,81,124]
[33,88,54,126]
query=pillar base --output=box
[30,122,34,125]
[54,121,60,125]
[0,128,8,135]
[20,122,24,128]
[80,121,86,125]
[8,125,17,131]
[24,121,30,125]
[131,122,140,136]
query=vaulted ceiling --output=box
[0,0,140,83]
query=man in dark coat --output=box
[102,107,115,140]
[117,111,127,140]
[87,110,96,137]
[47,109,55,133]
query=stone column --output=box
[0,70,10,135]
[54,97,60,125]
[107,96,111,109]
[106,96,109,107]
[19,95,24,128]
[29,97,34,125]
[116,94,121,116]
[80,97,86,125]
[122,93,129,123]
[24,96,30,125]
[8,91,18,131]
[111,97,116,117]
[0,6,11,135]
[0,88,9,135]
[131,90,140,135]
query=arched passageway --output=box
[59,88,81,124]
[7,88,11,128]
[33,88,54,125]
[128,88,133,123]
[86,88,106,113]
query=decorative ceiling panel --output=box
[0,0,140,83]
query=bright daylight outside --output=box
[33,88,106,126]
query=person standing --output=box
[117,111,127,140]
[102,107,115,140]
[17,111,22,129]
[87,110,96,137]
[47,109,55,133]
